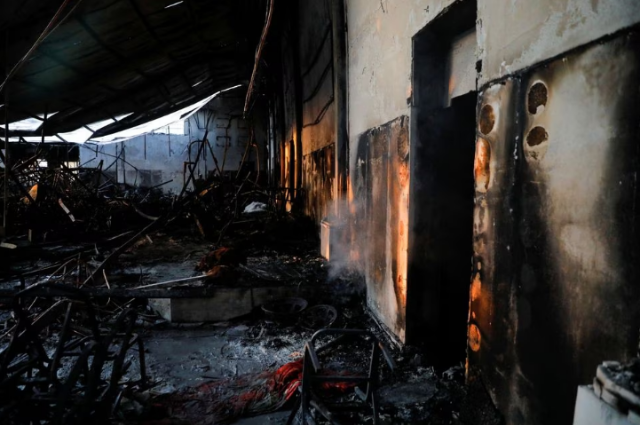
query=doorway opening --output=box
[407,0,478,367]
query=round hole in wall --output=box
[479,104,495,135]
[526,126,548,147]
[528,82,548,114]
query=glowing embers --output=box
[470,272,482,302]
[474,137,491,192]
[475,100,496,192]
[468,324,481,352]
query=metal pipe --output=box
[3,30,9,231]
[331,0,348,216]
[291,0,303,195]
[41,107,48,145]
[244,0,275,115]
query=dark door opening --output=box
[407,0,477,367]
[425,92,477,364]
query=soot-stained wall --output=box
[407,0,477,367]
[303,146,333,222]
[352,116,410,340]
[345,0,457,342]
[273,0,335,218]
[299,0,335,221]
[468,29,640,425]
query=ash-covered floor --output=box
[1,212,501,424]
[137,319,502,424]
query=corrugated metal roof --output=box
[0,0,267,141]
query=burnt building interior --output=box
[1,0,639,424]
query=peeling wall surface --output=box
[468,30,640,424]
[303,146,333,222]
[79,89,263,193]
[478,0,640,84]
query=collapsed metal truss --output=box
[0,283,147,424]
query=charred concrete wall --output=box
[477,0,640,85]
[276,3,299,197]
[298,0,335,221]
[345,0,457,342]
[265,0,337,218]
[271,1,335,221]
[468,27,640,425]
[278,8,640,425]
[303,145,333,222]
[407,0,477,367]
[79,88,264,193]
[346,0,457,137]
[466,0,640,423]
[351,116,410,340]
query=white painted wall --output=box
[80,134,192,194]
[346,0,456,138]
[79,90,263,193]
[345,0,458,341]
[478,0,640,84]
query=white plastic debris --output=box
[243,201,267,214]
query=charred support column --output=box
[331,0,348,215]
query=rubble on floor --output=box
[120,307,502,425]
[0,286,147,423]
[1,157,502,424]
[594,358,640,414]
[0,217,502,424]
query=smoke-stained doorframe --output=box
[406,0,478,367]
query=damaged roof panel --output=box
[0,0,267,140]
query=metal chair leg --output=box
[286,394,302,425]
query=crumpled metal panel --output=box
[0,0,266,139]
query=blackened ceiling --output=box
[0,0,267,139]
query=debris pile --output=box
[0,136,296,291]
[133,305,502,425]
[2,152,169,241]
[157,360,306,423]
[594,359,640,416]
[0,139,315,423]
[0,142,504,425]
[147,326,387,424]
[0,284,147,424]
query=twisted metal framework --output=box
[0,283,147,424]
